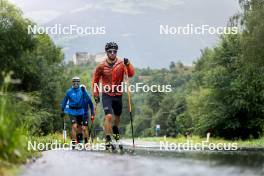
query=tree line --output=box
[126,0,264,139]
[0,1,263,162]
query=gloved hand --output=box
[81,86,85,91]
[124,58,130,66]
[91,115,95,123]
[83,121,88,126]
[94,96,100,104]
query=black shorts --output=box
[83,114,89,126]
[102,93,122,116]
[69,115,83,125]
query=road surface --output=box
[21,144,264,176]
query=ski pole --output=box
[89,103,97,143]
[62,113,67,143]
[124,66,135,149]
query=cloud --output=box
[24,10,62,24]
[69,0,184,15]
[108,1,143,15]
[53,34,86,45]
[107,0,184,14]
[62,47,70,51]
[138,0,184,10]
[70,0,142,15]
[121,33,135,37]
[70,3,94,14]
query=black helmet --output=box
[105,42,118,51]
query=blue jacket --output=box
[61,86,94,116]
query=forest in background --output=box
[0,0,264,166]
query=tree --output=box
[186,0,264,138]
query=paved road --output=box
[20,147,264,176]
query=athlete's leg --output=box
[83,115,88,143]
[102,93,113,136]
[76,115,83,143]
[112,96,122,141]
[104,114,113,136]
[71,123,77,140]
[70,115,78,141]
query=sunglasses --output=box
[107,50,117,54]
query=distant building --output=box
[72,52,106,65]
[95,52,106,62]
[72,52,93,65]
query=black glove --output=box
[124,58,130,66]
[94,96,100,104]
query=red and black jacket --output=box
[92,58,135,97]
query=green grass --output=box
[137,135,264,148]
[0,79,44,176]
[0,159,20,176]
[29,133,65,147]
[0,133,65,176]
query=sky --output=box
[9,0,240,68]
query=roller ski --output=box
[70,140,77,150]
[105,135,117,152]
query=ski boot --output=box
[71,140,77,150]
[112,126,123,150]
[105,135,116,151]
[77,133,83,144]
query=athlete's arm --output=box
[61,91,69,111]
[126,62,135,77]
[92,65,102,97]
[85,91,95,116]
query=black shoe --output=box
[84,138,88,144]
[71,140,77,149]
[105,135,112,150]
[112,126,120,141]
[77,133,83,144]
